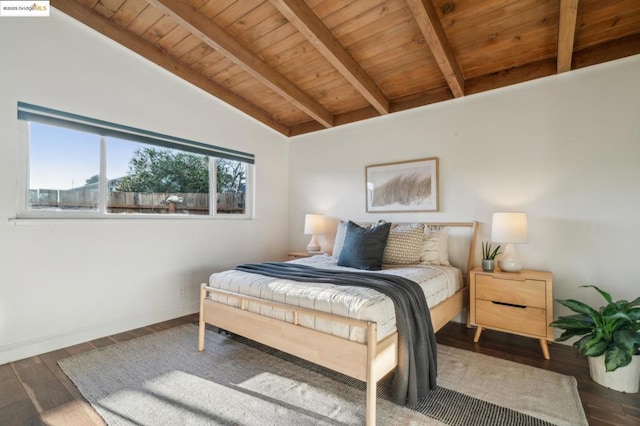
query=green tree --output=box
[116,148,209,193]
[217,158,246,193]
[115,148,246,193]
[85,174,99,185]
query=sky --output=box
[30,122,146,190]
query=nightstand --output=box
[469,268,554,359]
[287,252,312,260]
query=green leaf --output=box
[573,334,606,355]
[628,308,640,321]
[555,328,593,341]
[550,315,595,329]
[613,329,638,351]
[491,246,501,259]
[582,285,613,304]
[604,311,632,327]
[605,345,633,371]
[573,334,593,353]
[582,339,608,357]
[481,242,501,260]
[556,299,599,317]
[603,302,624,317]
[555,286,640,361]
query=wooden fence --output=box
[29,189,244,214]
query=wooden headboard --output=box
[422,222,478,284]
[350,221,478,283]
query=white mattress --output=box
[207,255,462,343]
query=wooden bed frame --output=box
[198,222,478,426]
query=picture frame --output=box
[365,157,439,212]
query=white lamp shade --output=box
[304,214,326,235]
[491,212,527,272]
[491,212,528,243]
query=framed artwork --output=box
[365,157,439,212]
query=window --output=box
[19,102,254,218]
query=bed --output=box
[198,221,478,426]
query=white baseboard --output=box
[0,302,199,365]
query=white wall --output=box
[2,11,638,364]
[0,10,289,364]
[289,55,640,322]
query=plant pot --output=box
[481,259,495,272]
[588,354,640,393]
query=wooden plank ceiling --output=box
[52,0,640,137]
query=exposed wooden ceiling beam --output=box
[292,29,640,138]
[51,0,290,136]
[557,0,579,73]
[148,0,334,128]
[269,0,390,115]
[466,59,557,95]
[405,0,465,97]
[572,32,640,70]
[290,86,454,137]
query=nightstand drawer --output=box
[475,299,547,336]
[475,274,546,309]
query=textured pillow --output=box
[331,220,349,259]
[332,220,384,259]
[382,223,426,265]
[337,221,391,270]
[420,228,450,266]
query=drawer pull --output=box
[491,301,526,309]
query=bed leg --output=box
[198,283,206,352]
[365,322,377,426]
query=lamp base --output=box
[498,259,522,272]
[306,234,321,253]
[498,243,523,272]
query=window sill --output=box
[9,215,254,225]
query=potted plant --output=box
[481,241,501,272]
[550,285,640,392]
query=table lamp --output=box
[304,214,326,253]
[491,212,528,272]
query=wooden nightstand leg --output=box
[473,326,483,343]
[539,339,550,360]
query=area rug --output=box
[58,324,587,426]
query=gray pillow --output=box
[337,221,391,270]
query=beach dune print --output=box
[367,160,436,211]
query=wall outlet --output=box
[179,285,185,297]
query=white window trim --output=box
[16,120,255,221]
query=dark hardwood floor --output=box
[436,323,640,426]
[1,316,638,425]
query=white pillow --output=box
[382,223,425,265]
[420,228,450,266]
[331,220,349,259]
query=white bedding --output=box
[207,255,462,343]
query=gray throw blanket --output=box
[234,262,437,407]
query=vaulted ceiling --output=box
[52,0,640,137]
